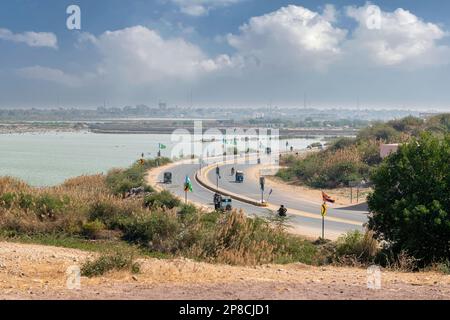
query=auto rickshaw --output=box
[235,171,244,183]
[163,172,172,184]
[219,197,233,212]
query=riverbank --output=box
[0,122,87,135]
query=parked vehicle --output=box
[163,172,172,184]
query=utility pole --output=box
[321,203,327,239]
[216,165,220,191]
[260,176,265,203]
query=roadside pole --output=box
[216,165,220,191]
[321,203,328,239]
[260,176,265,203]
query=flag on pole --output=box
[184,176,193,192]
[159,143,167,150]
[322,191,335,204]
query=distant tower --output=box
[159,102,167,111]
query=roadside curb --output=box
[195,166,266,207]
[196,160,364,228]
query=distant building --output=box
[380,144,400,159]
[159,102,167,111]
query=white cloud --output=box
[10,4,450,108]
[226,5,347,70]
[346,3,450,66]
[171,0,243,16]
[17,66,82,87]
[0,28,57,49]
[81,26,229,85]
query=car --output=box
[163,172,172,184]
[219,197,233,212]
[235,171,244,183]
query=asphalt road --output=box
[156,160,366,239]
[207,163,369,224]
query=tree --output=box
[367,133,450,265]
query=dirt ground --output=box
[249,165,370,207]
[0,242,449,300]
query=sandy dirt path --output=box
[0,242,449,300]
[251,164,369,207]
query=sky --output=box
[1,0,450,110]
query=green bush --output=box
[0,193,15,209]
[81,220,106,239]
[121,210,181,252]
[34,194,67,219]
[435,260,450,275]
[368,133,450,265]
[144,191,180,209]
[0,192,68,220]
[329,137,356,151]
[334,230,379,265]
[81,251,140,277]
[178,204,197,216]
[106,158,170,196]
[88,201,132,229]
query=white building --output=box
[380,144,400,159]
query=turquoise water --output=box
[0,132,320,186]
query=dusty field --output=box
[250,165,370,207]
[0,242,449,300]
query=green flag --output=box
[159,143,167,150]
[184,176,193,192]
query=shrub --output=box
[368,133,450,265]
[87,200,136,229]
[144,191,180,209]
[334,230,379,265]
[34,194,68,219]
[81,250,140,277]
[192,211,317,265]
[121,210,181,253]
[106,158,170,196]
[0,193,15,209]
[178,204,197,216]
[81,220,106,239]
[435,260,450,275]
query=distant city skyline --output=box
[1,1,450,110]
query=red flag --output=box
[322,191,335,204]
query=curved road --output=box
[155,160,366,239]
[207,163,369,224]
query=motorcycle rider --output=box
[277,205,287,217]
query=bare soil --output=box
[0,242,449,300]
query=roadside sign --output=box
[321,203,328,217]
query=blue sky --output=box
[1,0,450,110]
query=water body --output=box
[0,132,322,186]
